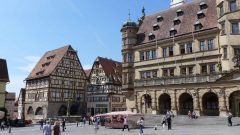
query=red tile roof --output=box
[98,57,122,84]
[0,59,9,82]
[26,45,72,80]
[137,0,218,44]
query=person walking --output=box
[83,117,86,126]
[43,121,51,135]
[40,119,44,130]
[137,117,144,135]
[1,121,5,131]
[188,110,192,119]
[61,119,66,132]
[161,116,167,129]
[166,110,172,130]
[93,117,99,129]
[227,111,233,126]
[53,121,61,135]
[122,117,130,131]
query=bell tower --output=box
[171,0,185,8]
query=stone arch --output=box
[202,92,219,116]
[27,106,34,115]
[179,93,193,115]
[58,105,67,116]
[70,104,79,115]
[141,94,152,114]
[35,107,43,115]
[229,90,240,117]
[158,93,171,114]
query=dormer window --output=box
[42,62,51,67]
[47,55,55,60]
[148,33,155,40]
[194,20,203,31]
[157,16,163,22]
[176,9,184,16]
[173,17,181,25]
[36,70,45,76]
[153,24,160,31]
[170,28,177,36]
[197,10,205,19]
[199,2,208,10]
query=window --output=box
[169,47,174,56]
[180,67,186,75]
[229,0,237,12]
[189,67,194,75]
[200,2,208,10]
[146,51,151,60]
[140,72,146,79]
[163,48,167,58]
[197,11,205,19]
[140,52,145,61]
[221,22,226,35]
[219,4,224,17]
[223,47,228,59]
[127,53,132,62]
[152,50,157,59]
[207,39,214,50]
[200,41,205,51]
[153,24,159,31]
[234,48,240,55]
[149,33,155,40]
[176,9,184,16]
[201,65,208,74]
[194,23,203,31]
[173,17,181,25]
[170,29,177,36]
[209,64,215,74]
[231,22,239,34]
[163,69,168,77]
[157,16,163,22]
[146,71,151,78]
[169,69,174,76]
[186,43,193,53]
[152,70,157,78]
[180,45,185,54]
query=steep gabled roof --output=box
[0,58,9,82]
[26,45,72,80]
[98,57,122,84]
[137,0,218,44]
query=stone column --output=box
[152,91,157,115]
[193,93,201,116]
[219,94,228,117]
[134,94,138,113]
[170,90,177,115]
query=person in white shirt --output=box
[137,117,144,135]
[122,117,130,131]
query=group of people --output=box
[41,119,66,135]
[161,110,174,130]
[188,110,198,119]
[0,119,12,133]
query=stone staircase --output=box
[143,114,240,127]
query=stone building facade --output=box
[86,57,126,116]
[25,45,88,121]
[0,59,9,109]
[121,0,240,117]
[5,92,17,119]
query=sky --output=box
[0,0,171,96]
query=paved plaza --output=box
[0,117,240,135]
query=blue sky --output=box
[0,0,170,96]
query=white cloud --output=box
[17,56,40,72]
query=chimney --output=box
[171,0,185,8]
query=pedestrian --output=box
[79,117,83,127]
[43,121,51,135]
[192,111,197,119]
[137,117,144,135]
[83,117,86,126]
[188,110,192,119]
[61,119,66,132]
[122,117,130,131]
[53,121,61,135]
[40,119,44,130]
[166,110,172,130]
[93,117,99,129]
[1,121,5,131]
[161,116,167,129]
[76,120,79,127]
[227,111,233,126]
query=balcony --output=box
[134,73,222,87]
